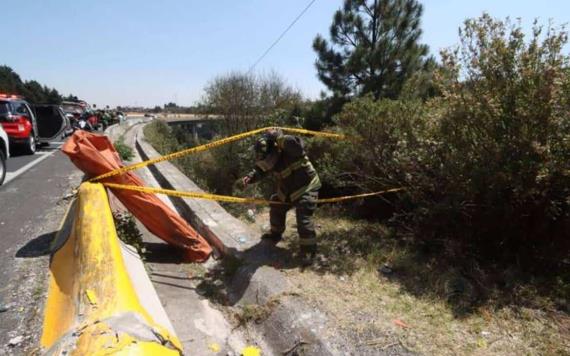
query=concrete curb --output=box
[118,122,259,354]
[135,130,256,256]
[135,124,348,355]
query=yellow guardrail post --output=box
[41,182,182,355]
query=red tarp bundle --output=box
[62,130,212,262]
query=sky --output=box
[1,0,569,108]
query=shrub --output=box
[143,120,272,204]
[113,137,134,162]
[143,121,183,154]
[113,211,145,255]
[430,15,570,255]
[326,14,570,263]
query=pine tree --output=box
[313,0,433,99]
[0,66,66,104]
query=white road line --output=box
[4,150,57,185]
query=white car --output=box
[0,124,9,185]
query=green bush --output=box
[143,121,183,155]
[113,137,134,162]
[325,14,570,262]
[143,120,271,203]
[431,15,569,252]
[113,211,145,255]
[316,97,433,191]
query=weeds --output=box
[235,300,280,325]
[281,208,570,355]
[112,211,145,255]
[113,137,134,162]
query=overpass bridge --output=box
[157,114,222,140]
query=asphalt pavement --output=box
[4,142,65,185]
[0,144,82,353]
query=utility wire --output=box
[247,0,318,74]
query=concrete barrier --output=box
[135,127,258,256]
[41,182,182,355]
[135,124,346,355]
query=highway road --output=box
[0,141,83,353]
[4,142,66,184]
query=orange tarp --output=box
[61,130,212,262]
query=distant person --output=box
[242,129,321,266]
[101,111,111,129]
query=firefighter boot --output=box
[261,231,282,243]
[299,244,317,267]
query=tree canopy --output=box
[313,0,434,99]
[0,65,72,104]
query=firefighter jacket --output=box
[247,135,321,202]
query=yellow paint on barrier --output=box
[85,289,97,306]
[41,182,182,355]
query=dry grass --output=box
[246,207,570,355]
[235,298,281,326]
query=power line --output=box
[247,0,318,74]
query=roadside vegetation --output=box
[113,137,134,162]
[244,208,569,355]
[113,211,145,255]
[144,2,569,353]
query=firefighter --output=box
[242,129,321,265]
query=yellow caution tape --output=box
[103,182,286,205]
[314,188,405,203]
[90,126,345,182]
[102,182,403,205]
[94,125,400,207]
[85,289,98,306]
[280,126,345,140]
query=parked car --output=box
[34,105,72,139]
[61,101,87,116]
[0,94,67,154]
[61,101,100,130]
[0,124,9,185]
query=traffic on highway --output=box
[0,94,125,186]
[0,96,131,353]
